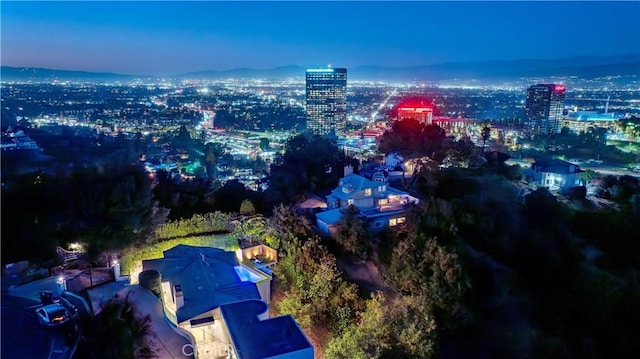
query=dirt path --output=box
[335,257,391,295]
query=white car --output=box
[36,304,72,328]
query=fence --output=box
[238,244,278,264]
[65,267,115,292]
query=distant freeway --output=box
[578,164,640,178]
[505,159,640,178]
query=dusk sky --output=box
[2,1,639,76]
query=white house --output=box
[531,158,584,191]
[142,245,312,359]
[317,166,419,235]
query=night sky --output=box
[2,1,639,76]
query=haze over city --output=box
[2,1,639,75]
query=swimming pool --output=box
[234,266,263,282]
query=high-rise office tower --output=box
[525,84,566,135]
[305,68,347,136]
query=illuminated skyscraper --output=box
[305,68,347,136]
[525,84,566,135]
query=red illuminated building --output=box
[395,99,434,125]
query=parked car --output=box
[36,304,73,328]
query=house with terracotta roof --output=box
[316,166,419,235]
[142,244,313,359]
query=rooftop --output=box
[142,245,261,323]
[565,111,620,122]
[220,300,313,359]
[329,173,389,201]
[532,158,583,174]
[315,208,343,225]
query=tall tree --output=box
[377,119,449,161]
[267,134,356,205]
[275,238,362,333]
[266,204,313,256]
[481,123,491,153]
[335,205,370,260]
[202,142,223,181]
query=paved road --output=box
[579,164,640,178]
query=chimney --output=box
[344,165,353,177]
[174,284,184,309]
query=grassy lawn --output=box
[120,234,238,277]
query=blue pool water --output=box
[234,266,262,282]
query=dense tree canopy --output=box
[275,237,363,335]
[325,292,437,359]
[334,205,370,260]
[2,164,154,263]
[266,134,357,205]
[425,170,640,358]
[264,204,314,256]
[377,119,449,160]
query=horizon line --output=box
[2,52,639,78]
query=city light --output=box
[68,242,83,251]
[305,69,335,72]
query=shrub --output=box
[153,212,232,241]
[139,270,162,298]
[239,200,256,216]
[561,186,587,199]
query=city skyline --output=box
[2,1,639,76]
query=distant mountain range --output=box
[2,54,639,82]
[0,67,137,82]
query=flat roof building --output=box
[561,110,620,133]
[220,300,314,359]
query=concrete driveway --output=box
[114,285,195,358]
